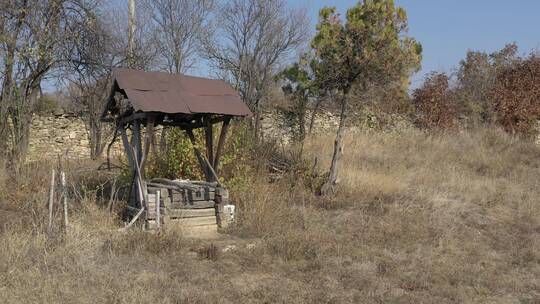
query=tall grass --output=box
[0,128,538,303]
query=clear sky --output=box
[294,0,540,87]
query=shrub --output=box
[146,122,256,187]
[146,128,203,180]
[412,72,457,129]
[493,54,540,137]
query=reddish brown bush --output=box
[493,54,540,137]
[412,72,457,129]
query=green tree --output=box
[311,0,422,195]
[277,56,317,144]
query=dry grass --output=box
[0,127,539,303]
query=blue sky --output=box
[294,0,540,87]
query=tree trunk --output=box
[320,94,347,196]
[308,97,323,135]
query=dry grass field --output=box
[0,127,539,303]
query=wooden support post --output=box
[213,116,231,174]
[204,116,214,169]
[48,169,55,232]
[132,120,143,168]
[120,125,137,207]
[61,171,68,232]
[186,128,209,180]
[132,146,147,210]
[119,125,135,168]
[140,116,155,172]
[186,128,219,182]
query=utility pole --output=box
[128,0,136,68]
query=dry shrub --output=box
[302,127,540,302]
[413,72,458,129]
[493,54,540,137]
[1,127,539,303]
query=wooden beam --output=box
[132,120,143,167]
[213,116,231,173]
[205,116,214,168]
[119,125,135,168]
[186,128,209,180]
[185,129,220,183]
[140,116,155,175]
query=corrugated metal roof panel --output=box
[112,68,251,116]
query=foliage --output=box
[146,129,203,180]
[493,54,540,137]
[309,0,422,194]
[146,122,255,188]
[412,72,457,129]
[311,1,422,95]
[276,57,316,143]
[455,43,518,126]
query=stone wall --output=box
[26,111,342,161]
[28,114,92,160]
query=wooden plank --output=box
[213,116,231,172]
[152,216,216,227]
[166,208,216,219]
[169,200,215,209]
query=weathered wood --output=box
[166,208,216,218]
[61,171,68,231]
[185,128,210,181]
[132,120,143,168]
[149,178,200,191]
[48,169,55,232]
[121,207,145,230]
[119,125,135,168]
[204,116,214,170]
[213,116,231,173]
[140,116,155,173]
[146,208,216,220]
[188,188,215,201]
[156,190,161,230]
[148,216,216,227]
[131,146,147,209]
[169,200,216,209]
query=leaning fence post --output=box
[61,171,68,232]
[156,190,161,230]
[48,169,55,232]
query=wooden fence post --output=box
[156,190,161,230]
[61,171,68,232]
[48,169,55,232]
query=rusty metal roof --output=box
[111,68,252,116]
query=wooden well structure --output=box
[101,68,251,231]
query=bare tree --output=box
[142,0,215,73]
[0,0,101,169]
[204,0,309,137]
[62,11,124,159]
